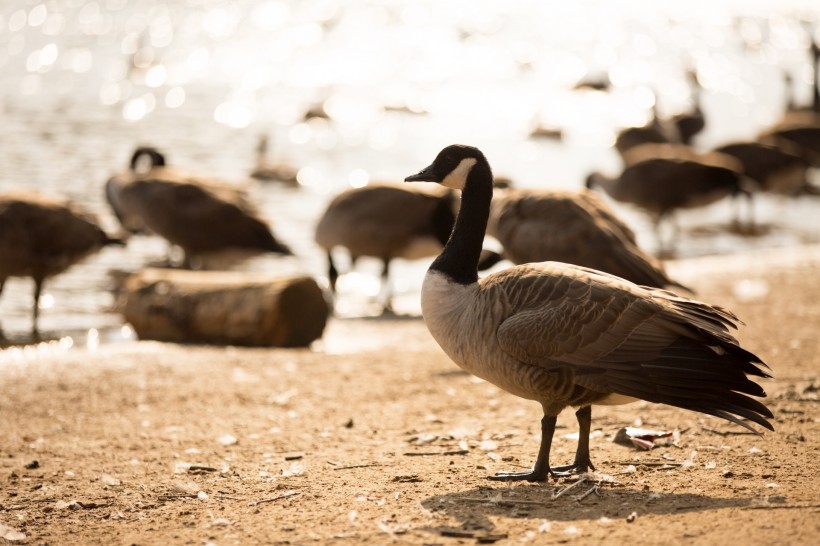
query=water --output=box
[1,0,819,341]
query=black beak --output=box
[404,164,440,183]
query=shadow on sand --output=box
[420,482,777,538]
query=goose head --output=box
[130,146,166,173]
[404,144,491,191]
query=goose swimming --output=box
[405,144,773,482]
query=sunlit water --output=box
[1,0,819,342]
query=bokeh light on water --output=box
[0,0,819,338]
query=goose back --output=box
[590,157,745,218]
[106,147,291,262]
[715,141,811,194]
[315,183,456,261]
[0,191,115,281]
[489,189,678,288]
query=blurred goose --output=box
[614,102,679,162]
[0,191,123,337]
[670,69,706,146]
[489,188,684,289]
[249,135,299,186]
[770,41,820,130]
[759,126,820,167]
[106,147,292,268]
[585,154,749,253]
[714,141,815,195]
[613,123,671,162]
[405,144,773,482]
[315,182,500,313]
[757,41,820,164]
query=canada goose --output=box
[0,191,123,337]
[714,141,814,195]
[489,188,684,289]
[572,72,611,92]
[614,102,678,162]
[670,69,706,146]
[405,144,773,482]
[585,155,749,254]
[315,183,500,313]
[756,41,820,164]
[759,126,820,167]
[249,135,299,186]
[613,124,670,161]
[769,41,820,130]
[106,147,292,268]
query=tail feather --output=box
[585,336,774,432]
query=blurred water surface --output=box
[1,0,819,341]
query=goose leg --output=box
[551,405,596,475]
[327,251,339,293]
[0,278,5,340]
[31,277,44,338]
[489,414,557,482]
[381,258,394,314]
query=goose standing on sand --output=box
[106,147,292,268]
[315,183,500,313]
[405,145,772,481]
[489,188,684,289]
[585,154,749,254]
[0,191,123,337]
[714,141,815,196]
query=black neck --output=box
[813,43,820,113]
[429,163,493,284]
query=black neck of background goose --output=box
[429,161,493,284]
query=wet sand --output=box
[1,246,818,545]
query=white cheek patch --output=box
[441,157,477,190]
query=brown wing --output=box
[488,262,772,430]
[493,189,676,288]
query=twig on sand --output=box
[403,448,470,456]
[439,529,508,543]
[575,483,601,502]
[247,491,300,507]
[552,477,588,500]
[703,427,757,437]
[461,497,547,506]
[157,494,198,501]
[742,504,820,511]
[327,462,385,471]
[614,461,683,468]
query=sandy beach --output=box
[1,246,818,545]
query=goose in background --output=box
[757,40,820,165]
[713,140,816,196]
[488,188,685,289]
[572,71,611,92]
[0,191,123,338]
[670,69,706,146]
[769,40,820,130]
[405,144,772,482]
[106,146,292,269]
[613,100,680,163]
[315,182,501,313]
[759,125,820,167]
[585,153,750,254]
[249,135,300,186]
